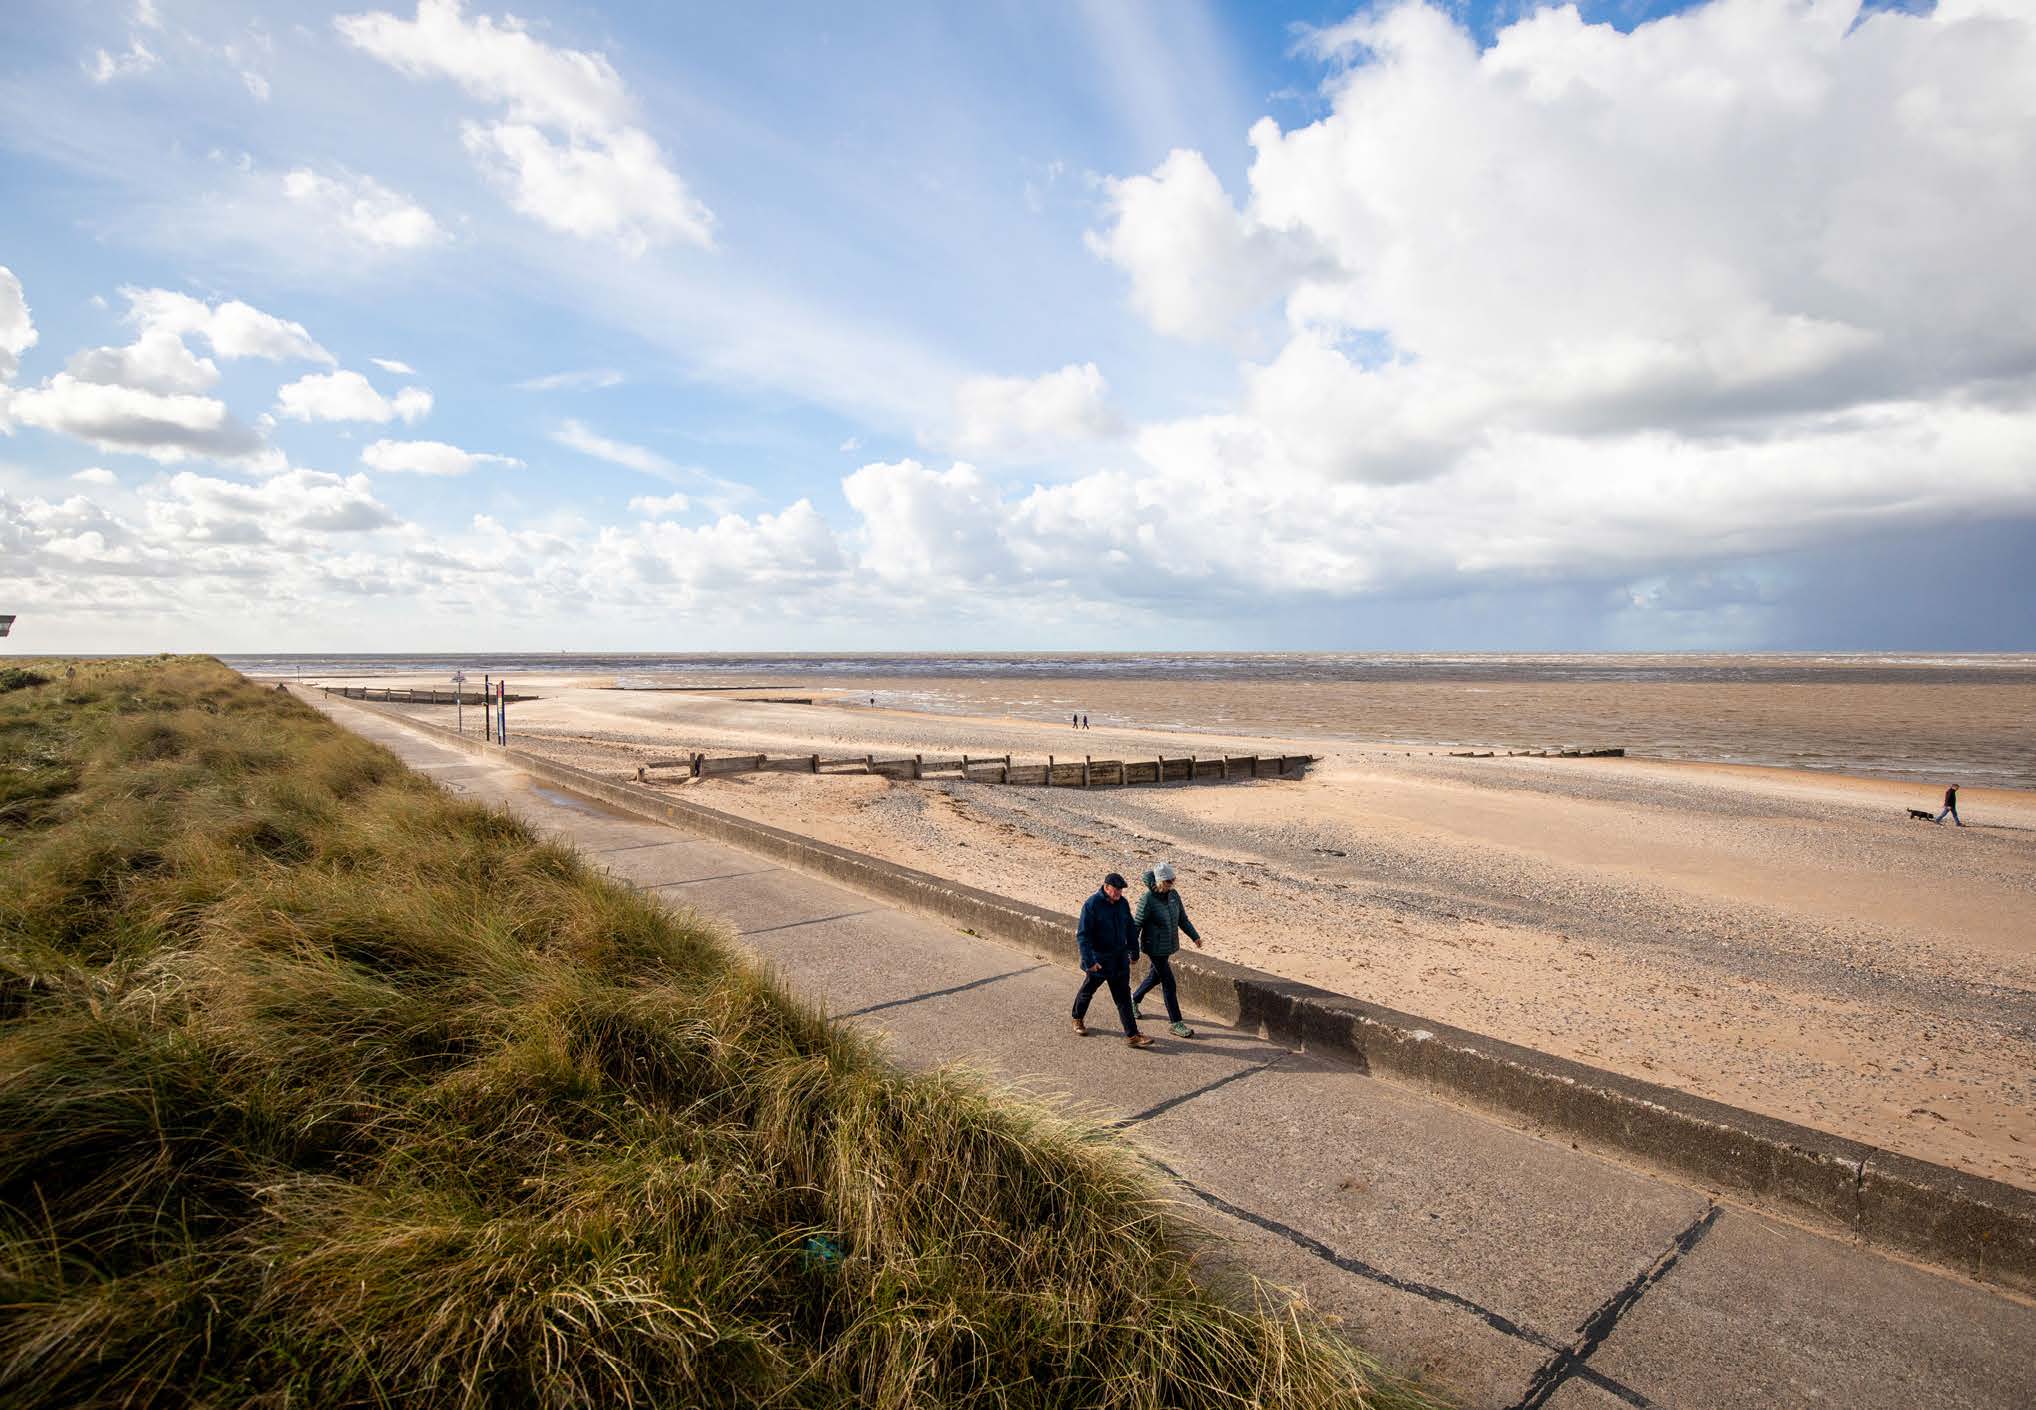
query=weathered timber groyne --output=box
[321,685,539,706]
[640,751,1314,788]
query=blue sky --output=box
[2,0,2032,653]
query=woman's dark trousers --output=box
[1133,953,1182,1023]
[1073,961,1140,1035]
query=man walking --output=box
[1133,862,1202,1038]
[1936,783,1965,827]
[1073,872,1152,1047]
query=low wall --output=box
[316,688,2036,1297]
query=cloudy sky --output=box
[2,0,2033,653]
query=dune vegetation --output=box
[0,657,1436,1409]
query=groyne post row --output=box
[321,685,537,706]
[633,751,1315,788]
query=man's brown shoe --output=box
[1125,1033,1154,1049]
[1071,1017,1088,1036]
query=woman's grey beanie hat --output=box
[1154,862,1176,882]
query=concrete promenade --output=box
[313,694,2036,1410]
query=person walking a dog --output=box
[1133,862,1202,1038]
[1937,783,1965,827]
[1072,872,1152,1047]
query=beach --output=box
[277,665,2036,1191]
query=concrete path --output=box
[315,695,2036,1410]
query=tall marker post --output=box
[451,669,466,736]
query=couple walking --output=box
[1071,863,1202,1047]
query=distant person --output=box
[1132,863,1203,1038]
[1936,784,1965,827]
[1082,714,1090,729]
[1072,712,1079,728]
[1073,872,1152,1047]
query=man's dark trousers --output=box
[1074,959,1139,1034]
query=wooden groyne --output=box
[1448,747,1625,758]
[321,685,539,705]
[637,751,1314,789]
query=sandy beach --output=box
[296,670,2036,1191]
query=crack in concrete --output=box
[1506,1203,1721,1410]
[1110,1054,1289,1130]
[836,964,1046,1019]
[738,908,885,936]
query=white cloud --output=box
[72,468,119,486]
[337,0,714,253]
[517,367,623,391]
[242,70,271,101]
[587,500,843,598]
[842,460,1014,584]
[627,491,690,517]
[1087,148,1320,343]
[276,370,432,424]
[946,362,1122,459]
[123,288,333,364]
[283,168,446,250]
[0,266,37,384]
[838,436,861,453]
[551,418,673,475]
[89,40,159,85]
[9,374,271,464]
[147,468,400,540]
[134,1,162,30]
[68,328,220,396]
[371,357,416,374]
[1093,0,2036,479]
[361,438,520,475]
[459,121,712,255]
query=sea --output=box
[225,652,2036,791]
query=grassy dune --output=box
[0,658,1436,1409]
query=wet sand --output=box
[294,671,2036,1189]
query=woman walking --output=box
[1133,862,1202,1038]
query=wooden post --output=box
[1047,755,1054,786]
[1190,754,1198,783]
[865,755,874,774]
[691,753,702,779]
[810,754,819,773]
[1156,755,1165,785]
[1082,755,1091,788]
[635,765,646,783]
[1001,757,1010,783]
[1221,756,1231,781]
[913,754,923,780]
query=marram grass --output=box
[0,658,1443,1409]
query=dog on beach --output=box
[1906,808,1935,821]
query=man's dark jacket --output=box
[1076,888,1136,971]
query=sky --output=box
[1,0,2033,654]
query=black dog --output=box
[1906,808,1935,821]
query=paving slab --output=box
[1186,1199,1558,1409]
[753,915,1040,1015]
[1585,1206,2036,1410]
[1140,1063,1712,1342]
[590,837,767,889]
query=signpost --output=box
[451,670,466,736]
